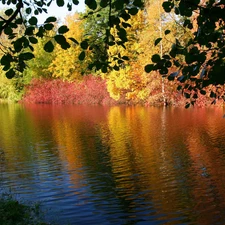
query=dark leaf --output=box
[100,0,108,8]
[5,8,13,16]
[54,35,70,49]
[154,38,162,46]
[164,30,171,35]
[80,40,89,49]
[72,0,79,5]
[4,27,13,35]
[133,0,143,7]
[1,54,12,66]
[36,26,44,37]
[25,27,35,35]
[6,69,15,79]
[29,37,38,44]
[19,52,35,60]
[3,64,10,71]
[58,25,69,34]
[85,0,97,10]
[44,17,57,23]
[101,65,107,73]
[145,64,154,73]
[200,90,206,95]
[68,37,79,44]
[56,0,64,7]
[44,23,54,30]
[122,56,129,60]
[185,102,190,108]
[44,40,54,52]
[13,39,23,52]
[151,54,160,63]
[79,51,85,60]
[28,16,38,25]
[128,7,138,15]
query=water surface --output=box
[1,104,225,224]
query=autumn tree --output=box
[47,13,89,81]
[145,0,225,106]
[0,0,144,78]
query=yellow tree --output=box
[138,0,191,105]
[106,10,146,103]
[48,13,89,81]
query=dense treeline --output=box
[0,1,221,106]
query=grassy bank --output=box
[0,194,50,225]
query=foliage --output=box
[0,0,144,78]
[21,75,117,105]
[47,13,89,81]
[0,0,224,106]
[24,33,55,79]
[145,0,225,106]
[0,193,50,225]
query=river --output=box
[1,103,225,224]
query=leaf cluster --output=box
[145,0,225,106]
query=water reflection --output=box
[1,104,225,224]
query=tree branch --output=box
[0,0,23,34]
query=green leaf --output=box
[54,35,70,49]
[44,17,57,23]
[122,56,129,60]
[145,64,154,73]
[133,0,143,7]
[58,25,69,34]
[13,39,23,52]
[26,7,32,14]
[44,40,54,52]
[3,64,10,71]
[25,27,35,35]
[68,37,79,44]
[113,65,120,71]
[80,40,88,50]
[1,54,12,66]
[54,35,66,45]
[29,37,38,44]
[162,1,173,12]
[29,16,38,25]
[154,38,162,46]
[114,0,124,10]
[101,65,107,73]
[72,0,79,5]
[128,7,138,15]
[100,0,108,8]
[5,8,13,16]
[67,3,72,10]
[164,30,171,35]
[185,102,190,109]
[19,52,35,60]
[56,0,64,7]
[85,0,97,10]
[151,54,161,63]
[44,23,54,30]
[79,51,85,60]
[6,69,15,79]
[4,27,13,35]
[36,26,44,37]
[122,22,131,28]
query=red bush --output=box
[21,75,117,105]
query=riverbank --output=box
[0,194,50,225]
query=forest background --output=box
[0,0,221,107]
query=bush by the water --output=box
[21,75,117,105]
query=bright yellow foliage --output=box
[48,13,87,81]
